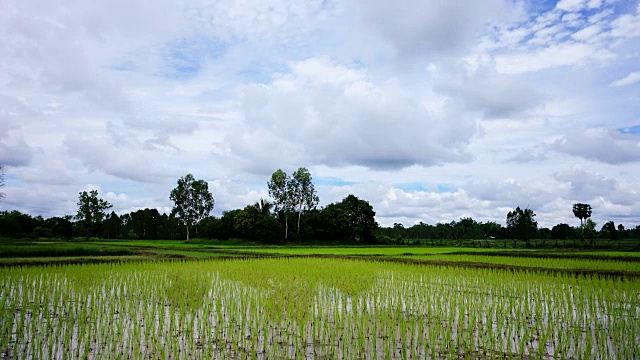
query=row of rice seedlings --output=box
[0,258,638,359]
[409,254,640,272]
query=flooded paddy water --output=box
[1,258,638,359]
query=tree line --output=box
[1,168,639,246]
[0,169,378,243]
[378,203,637,248]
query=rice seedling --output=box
[0,258,638,359]
[408,253,640,272]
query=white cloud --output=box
[495,42,612,74]
[554,128,640,164]
[504,149,548,163]
[18,157,76,186]
[553,166,618,200]
[556,0,601,12]
[2,0,640,230]
[324,182,495,226]
[588,0,604,9]
[353,0,515,59]
[62,135,176,183]
[610,3,640,38]
[0,137,34,167]
[185,0,338,42]
[433,67,544,118]
[0,184,78,217]
[610,71,640,87]
[208,178,268,214]
[466,178,564,209]
[227,58,476,172]
[571,24,603,41]
[588,8,614,23]
[556,0,586,12]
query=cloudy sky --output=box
[1,0,639,228]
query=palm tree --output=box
[572,203,592,227]
[253,198,273,216]
[573,203,592,245]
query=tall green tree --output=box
[76,190,112,239]
[506,207,537,248]
[290,168,319,235]
[268,169,293,239]
[170,174,215,241]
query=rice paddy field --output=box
[1,252,639,359]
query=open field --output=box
[1,240,639,358]
[1,257,639,359]
[2,240,640,277]
[405,254,640,273]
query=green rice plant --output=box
[408,253,640,273]
[0,257,638,359]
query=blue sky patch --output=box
[437,184,458,193]
[100,181,152,200]
[618,125,640,135]
[395,183,427,192]
[238,62,288,84]
[527,0,559,17]
[316,177,357,187]
[112,60,137,72]
[160,36,228,79]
